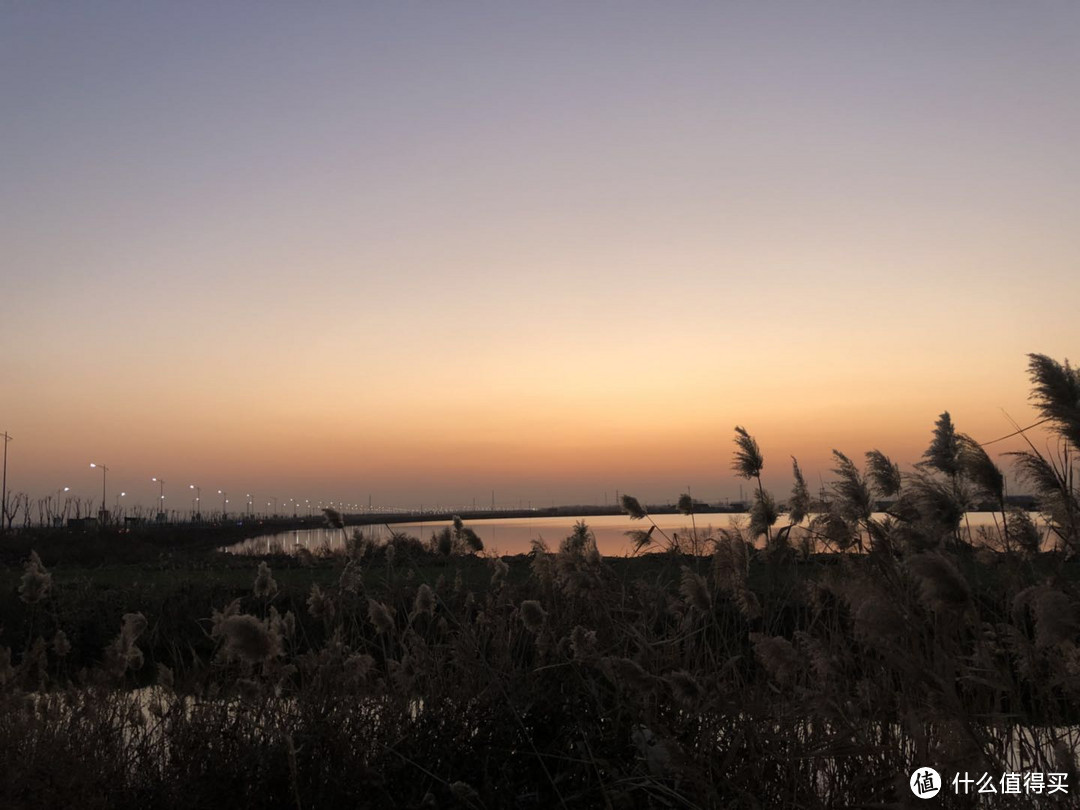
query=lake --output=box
[222,511,1017,557]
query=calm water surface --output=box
[223,512,1013,557]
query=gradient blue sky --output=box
[2,2,1078,510]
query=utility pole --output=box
[90,462,109,524]
[1,432,11,532]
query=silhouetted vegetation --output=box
[2,353,1079,808]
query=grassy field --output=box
[3,534,1080,809]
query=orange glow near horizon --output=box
[2,341,1055,508]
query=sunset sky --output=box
[2,3,1078,512]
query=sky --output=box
[2,2,1078,513]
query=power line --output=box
[978,417,1052,447]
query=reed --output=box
[2,353,1079,808]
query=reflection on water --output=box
[31,686,1080,787]
[222,511,1016,557]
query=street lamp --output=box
[0,431,10,533]
[152,477,166,522]
[218,489,228,519]
[114,491,126,514]
[90,463,108,523]
[190,484,201,521]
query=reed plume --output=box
[665,670,704,708]
[956,432,1009,546]
[957,434,1004,504]
[830,450,874,549]
[853,594,906,642]
[343,653,376,682]
[490,557,509,588]
[625,526,655,554]
[368,600,395,634]
[907,552,970,613]
[794,631,835,682]
[711,538,735,590]
[307,584,335,621]
[253,561,278,599]
[1007,447,1078,548]
[528,538,554,584]
[678,492,700,546]
[679,566,711,612]
[216,614,281,665]
[461,527,484,553]
[18,551,51,605]
[732,426,764,479]
[451,516,484,553]
[865,450,901,498]
[272,606,296,641]
[1006,507,1043,555]
[903,474,966,547]
[809,508,857,552]
[434,526,454,556]
[788,457,811,524]
[1027,353,1080,451]
[733,426,773,544]
[619,494,647,520]
[560,520,595,554]
[339,559,364,594]
[751,634,799,686]
[1009,449,1063,496]
[921,411,961,477]
[519,600,546,633]
[322,507,345,529]
[104,612,148,677]
[617,496,674,550]
[730,532,749,573]
[733,582,762,621]
[749,489,778,542]
[412,584,435,617]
